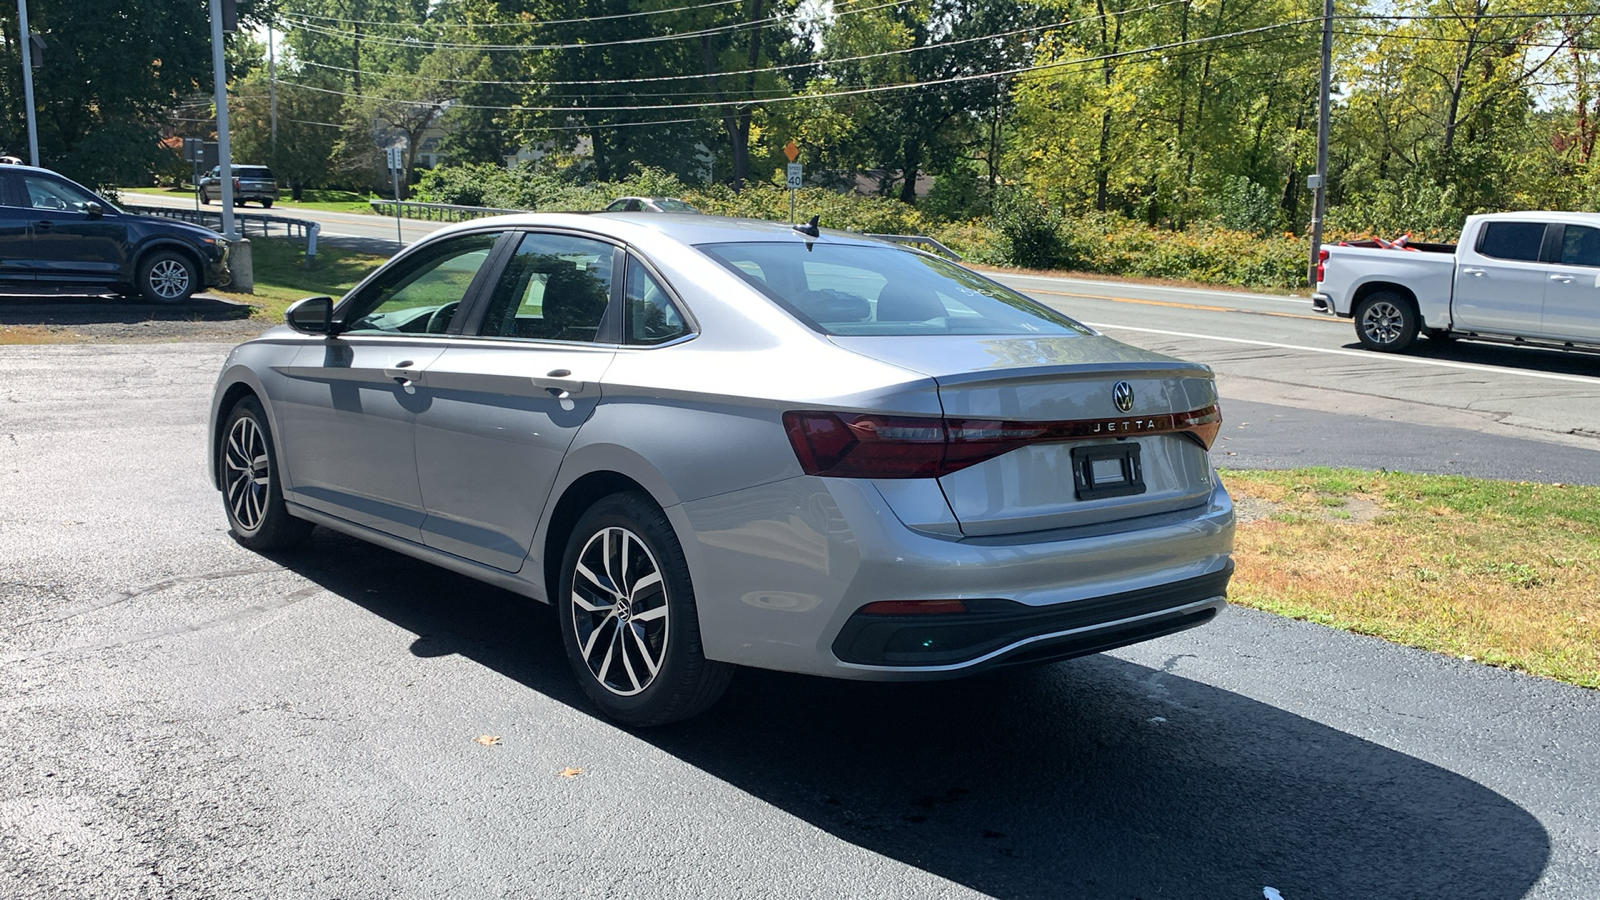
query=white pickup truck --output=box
[1312,211,1600,353]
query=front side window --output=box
[624,256,689,345]
[341,233,500,336]
[1559,225,1600,268]
[477,232,615,343]
[699,241,1092,337]
[1477,222,1547,262]
[22,175,102,213]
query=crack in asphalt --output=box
[24,566,285,627]
[2,584,325,663]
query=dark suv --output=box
[198,165,279,208]
[0,165,229,303]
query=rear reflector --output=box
[783,404,1223,479]
[859,599,969,615]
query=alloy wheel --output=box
[224,415,270,532]
[148,259,192,300]
[1361,300,1404,345]
[570,526,670,697]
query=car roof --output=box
[430,211,895,250]
[1470,210,1600,226]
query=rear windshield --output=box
[655,198,698,212]
[698,242,1090,336]
[235,167,275,179]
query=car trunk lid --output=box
[829,334,1221,536]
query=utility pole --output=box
[1307,0,1334,288]
[268,23,278,162]
[16,0,39,166]
[208,0,236,240]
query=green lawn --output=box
[211,236,389,321]
[1224,468,1600,689]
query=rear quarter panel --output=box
[1321,244,1456,326]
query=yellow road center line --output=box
[1024,287,1335,322]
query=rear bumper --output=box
[832,565,1231,669]
[674,475,1235,680]
[1311,292,1335,314]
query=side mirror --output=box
[285,296,336,335]
[83,201,103,220]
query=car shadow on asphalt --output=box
[1343,337,1600,377]
[0,293,251,324]
[273,528,1551,900]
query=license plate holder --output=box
[1072,442,1146,500]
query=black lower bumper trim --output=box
[832,564,1232,667]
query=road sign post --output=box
[387,145,405,243]
[783,140,802,225]
[184,138,204,212]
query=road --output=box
[1,342,1596,899]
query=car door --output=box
[1542,224,1600,342]
[412,231,621,571]
[271,231,507,541]
[17,172,128,284]
[0,173,32,285]
[1452,220,1552,335]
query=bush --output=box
[410,162,1314,291]
[991,191,1065,270]
[1213,175,1281,235]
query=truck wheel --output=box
[1355,292,1419,352]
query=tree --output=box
[0,0,263,187]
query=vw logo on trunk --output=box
[1113,381,1135,413]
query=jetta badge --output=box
[1113,381,1135,413]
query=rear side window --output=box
[1477,222,1547,261]
[1559,225,1600,268]
[624,256,689,345]
[698,242,1091,337]
[477,232,615,343]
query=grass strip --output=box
[1222,467,1599,689]
[212,237,389,321]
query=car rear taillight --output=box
[1316,248,1329,283]
[783,404,1223,479]
[232,177,241,192]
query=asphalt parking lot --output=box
[2,342,1597,899]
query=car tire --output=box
[220,396,313,552]
[137,250,199,304]
[261,200,274,209]
[1354,292,1419,352]
[558,491,733,726]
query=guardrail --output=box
[123,204,321,260]
[368,199,526,222]
[863,233,963,261]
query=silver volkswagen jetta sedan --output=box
[209,213,1234,725]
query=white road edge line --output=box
[1083,321,1600,386]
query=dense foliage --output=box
[3,0,1595,281]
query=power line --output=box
[274,19,1315,114]
[287,0,748,29]
[286,0,1187,89]
[281,0,909,53]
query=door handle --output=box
[1461,267,1485,277]
[382,360,420,383]
[1549,274,1574,283]
[530,368,586,398]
